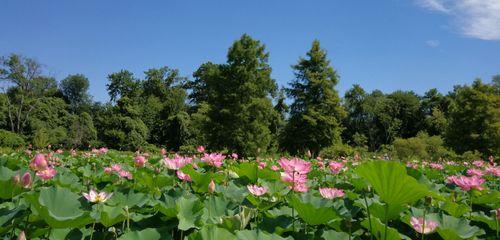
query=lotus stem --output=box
[363,191,373,240]
[468,191,473,219]
[384,204,388,240]
[90,221,96,240]
[421,208,426,240]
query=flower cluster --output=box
[410,217,439,234]
[279,158,311,192]
[447,175,485,191]
[164,155,193,170]
[201,153,225,168]
[30,154,57,181]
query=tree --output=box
[343,84,368,145]
[106,70,140,102]
[445,79,499,155]
[189,34,279,156]
[68,112,97,148]
[0,54,58,133]
[282,40,346,155]
[60,74,91,113]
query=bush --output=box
[0,129,25,148]
[392,132,451,160]
[320,143,354,159]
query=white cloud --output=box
[415,0,500,40]
[426,39,440,47]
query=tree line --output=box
[0,34,498,157]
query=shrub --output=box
[320,143,354,159]
[0,129,25,148]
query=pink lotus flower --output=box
[496,208,500,219]
[30,154,48,171]
[485,167,500,177]
[291,183,308,192]
[197,145,205,153]
[281,172,308,184]
[83,189,113,203]
[429,163,444,170]
[208,179,215,193]
[247,184,268,196]
[70,149,77,156]
[134,155,147,167]
[164,155,192,170]
[258,161,267,169]
[176,170,192,182]
[319,187,345,199]
[231,153,238,159]
[104,167,112,173]
[317,161,325,168]
[448,175,485,191]
[111,164,122,172]
[467,168,483,177]
[161,148,167,155]
[201,153,225,168]
[472,160,485,168]
[36,167,57,181]
[21,172,32,188]
[278,158,311,174]
[99,147,108,154]
[119,170,133,180]
[328,161,344,174]
[55,149,64,154]
[270,165,280,171]
[410,217,439,234]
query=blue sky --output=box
[1,0,499,102]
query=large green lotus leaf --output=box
[53,168,83,192]
[118,228,169,240]
[155,195,177,218]
[441,200,470,218]
[355,161,430,206]
[26,187,92,228]
[321,230,350,240]
[49,228,90,240]
[236,229,293,240]
[368,201,406,222]
[100,205,126,227]
[180,165,224,193]
[0,166,22,199]
[222,182,248,204]
[187,225,235,240]
[107,191,148,208]
[176,196,204,230]
[202,195,230,224]
[471,211,497,231]
[232,162,280,183]
[437,214,485,240]
[287,194,340,225]
[0,203,25,227]
[472,191,500,208]
[361,217,409,240]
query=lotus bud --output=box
[22,172,32,188]
[17,231,26,240]
[208,179,215,194]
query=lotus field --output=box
[0,148,499,240]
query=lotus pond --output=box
[0,149,498,239]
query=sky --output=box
[1,0,499,102]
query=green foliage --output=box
[445,79,499,156]
[67,112,97,148]
[319,143,354,159]
[0,129,24,147]
[60,74,91,113]
[392,132,450,160]
[189,34,279,156]
[282,40,345,155]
